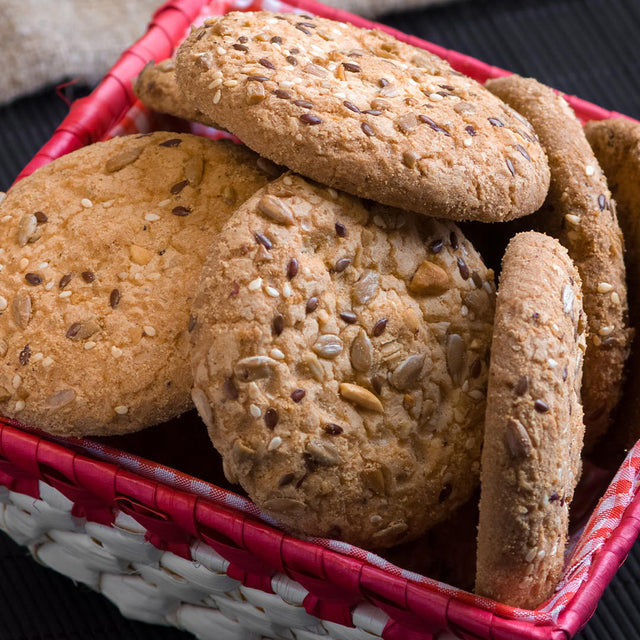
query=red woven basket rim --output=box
[6,1,640,639]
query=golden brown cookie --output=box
[476,231,586,609]
[486,75,631,451]
[175,11,550,223]
[585,117,640,452]
[189,173,496,549]
[0,132,269,437]
[133,59,222,129]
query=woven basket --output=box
[4,1,640,639]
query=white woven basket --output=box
[1,479,457,640]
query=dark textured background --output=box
[1,0,640,638]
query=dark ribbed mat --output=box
[1,0,640,638]
[381,0,640,120]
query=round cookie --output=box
[134,59,222,129]
[486,75,631,451]
[189,173,496,549]
[0,132,270,437]
[475,231,586,609]
[175,11,550,223]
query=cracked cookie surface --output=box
[476,231,586,609]
[190,173,496,548]
[0,132,269,436]
[176,11,550,222]
[487,75,631,451]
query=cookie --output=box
[585,117,640,451]
[0,132,269,437]
[175,11,550,223]
[486,75,631,451]
[133,59,222,129]
[475,231,586,609]
[189,173,496,549]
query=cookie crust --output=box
[190,173,496,548]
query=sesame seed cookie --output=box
[585,117,640,452]
[189,173,496,549]
[134,59,222,129]
[486,75,631,451]
[175,11,550,223]
[475,231,586,609]
[0,132,269,437]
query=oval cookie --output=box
[486,75,631,451]
[476,232,586,609]
[585,117,640,453]
[189,173,496,548]
[176,11,550,222]
[0,132,269,436]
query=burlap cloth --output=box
[0,0,459,106]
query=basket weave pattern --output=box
[0,481,390,640]
[5,1,640,639]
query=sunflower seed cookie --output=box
[134,59,222,129]
[189,173,496,549]
[476,232,586,609]
[585,117,640,452]
[0,132,269,437]
[175,11,550,222]
[487,75,631,451]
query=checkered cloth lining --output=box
[97,0,640,626]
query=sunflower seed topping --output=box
[12,292,32,328]
[106,147,142,173]
[184,155,205,186]
[562,284,575,314]
[350,330,373,372]
[235,356,278,380]
[353,270,379,305]
[390,354,425,390]
[446,333,466,386]
[313,334,343,359]
[17,214,38,247]
[45,389,76,409]
[504,418,532,458]
[258,194,294,225]
[305,440,340,465]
